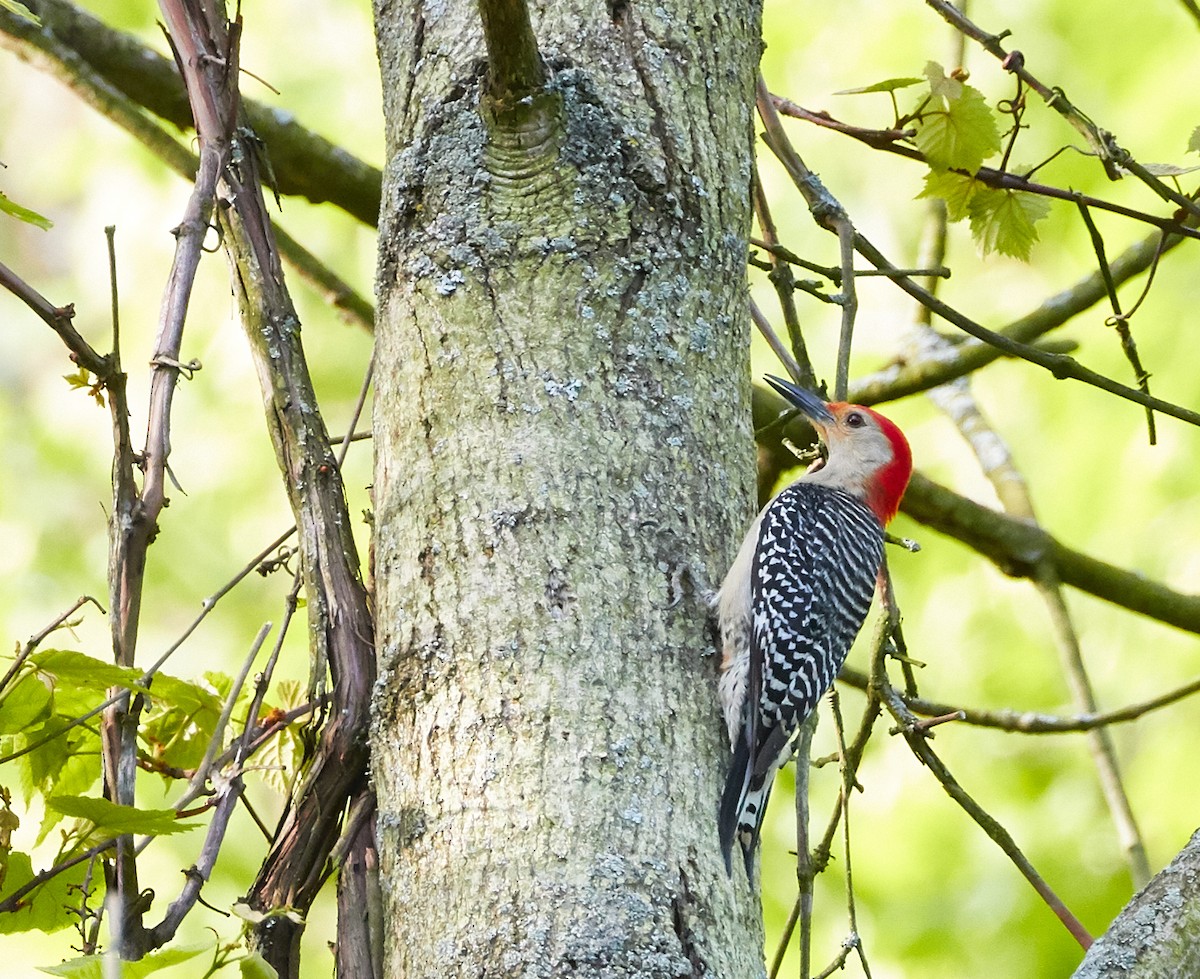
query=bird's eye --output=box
[846,411,866,428]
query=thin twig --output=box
[833,219,857,402]
[182,624,272,803]
[924,0,1200,222]
[880,684,1093,949]
[812,940,858,979]
[838,666,1200,734]
[751,238,949,281]
[853,232,1200,430]
[0,6,374,334]
[756,72,860,399]
[1,595,105,693]
[1178,0,1200,29]
[0,260,110,374]
[910,710,965,732]
[848,228,1183,406]
[0,838,117,915]
[924,370,1150,885]
[771,97,1200,241]
[0,0,383,227]
[750,299,807,385]
[1075,203,1156,444]
[827,688,871,979]
[753,168,817,390]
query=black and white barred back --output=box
[719,482,884,874]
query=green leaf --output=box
[1188,126,1200,155]
[0,0,40,24]
[240,952,280,979]
[834,76,923,95]
[0,191,52,230]
[967,187,1051,261]
[38,752,102,845]
[140,674,224,773]
[253,718,298,795]
[917,169,984,222]
[45,797,199,839]
[149,673,224,716]
[0,850,85,935]
[0,674,53,734]
[914,61,1001,171]
[30,649,150,697]
[39,941,212,977]
[10,717,92,806]
[922,60,962,101]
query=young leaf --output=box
[834,77,923,96]
[0,851,85,935]
[11,718,88,805]
[0,191,52,230]
[917,170,983,222]
[1188,125,1200,155]
[46,797,199,839]
[38,941,212,977]
[0,0,40,24]
[0,674,53,734]
[240,951,281,979]
[1138,161,1200,177]
[913,61,1001,172]
[967,187,1052,261]
[37,752,102,845]
[30,649,150,697]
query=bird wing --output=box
[749,485,882,769]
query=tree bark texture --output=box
[1072,828,1200,979]
[370,0,765,975]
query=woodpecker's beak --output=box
[764,375,835,425]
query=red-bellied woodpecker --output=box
[716,375,912,876]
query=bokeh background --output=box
[1,0,1197,975]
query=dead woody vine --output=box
[1,0,1199,977]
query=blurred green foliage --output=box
[0,0,1197,976]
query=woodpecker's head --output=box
[765,375,912,525]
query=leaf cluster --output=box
[849,61,1052,260]
[0,648,299,940]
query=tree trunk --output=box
[1072,828,1200,979]
[369,0,765,974]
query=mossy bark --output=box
[370,0,764,974]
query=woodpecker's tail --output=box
[719,736,773,878]
[718,736,750,876]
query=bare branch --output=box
[924,0,1200,222]
[901,472,1200,633]
[753,169,817,390]
[853,233,1200,429]
[1,595,105,693]
[838,665,1200,735]
[477,0,544,101]
[0,0,382,226]
[880,683,1093,949]
[756,73,859,400]
[926,361,1150,886]
[0,260,110,374]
